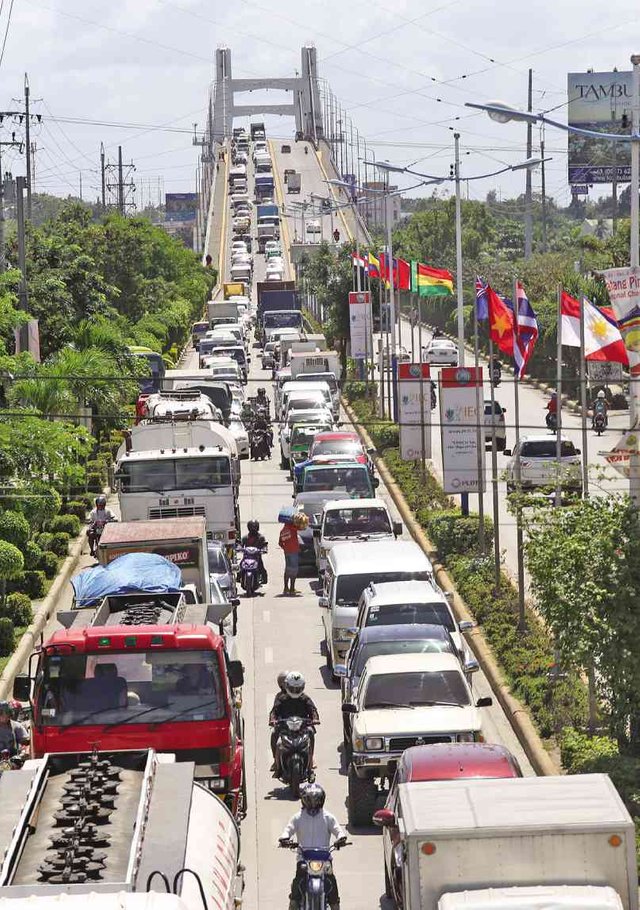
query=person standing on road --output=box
[279,519,300,595]
[0,701,28,757]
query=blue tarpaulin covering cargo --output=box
[72,552,182,606]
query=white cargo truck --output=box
[375,774,637,910]
[290,350,342,380]
[115,422,240,545]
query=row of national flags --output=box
[352,252,454,297]
[476,276,628,380]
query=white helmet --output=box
[597,390,606,399]
[284,671,305,698]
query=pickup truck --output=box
[342,652,491,825]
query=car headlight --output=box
[457,732,475,743]
[364,736,384,751]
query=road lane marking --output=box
[263,610,271,623]
[264,646,273,664]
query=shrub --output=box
[426,511,494,558]
[86,458,108,481]
[36,532,54,552]
[22,570,46,599]
[50,532,70,557]
[2,592,33,627]
[62,500,88,520]
[0,539,24,587]
[18,484,62,532]
[0,511,31,549]
[86,472,105,493]
[48,514,82,537]
[560,728,640,817]
[0,616,14,656]
[23,540,43,570]
[40,551,59,578]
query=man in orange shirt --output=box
[279,521,301,596]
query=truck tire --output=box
[347,766,378,826]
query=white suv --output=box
[503,435,582,494]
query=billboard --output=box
[439,366,485,495]
[567,71,632,185]
[165,192,198,222]
[398,362,432,461]
[348,291,373,359]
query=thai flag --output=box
[513,281,538,379]
[475,276,489,321]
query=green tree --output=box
[0,540,24,606]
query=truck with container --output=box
[290,350,342,380]
[207,300,240,326]
[162,369,233,423]
[223,281,247,299]
[287,172,301,194]
[12,555,246,815]
[114,422,240,545]
[373,774,638,910]
[250,120,265,139]
[256,202,279,250]
[0,747,243,906]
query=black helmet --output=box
[95,495,107,508]
[258,387,266,396]
[301,783,326,816]
[0,700,13,718]
[277,670,290,692]
[247,520,259,535]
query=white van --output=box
[280,383,333,421]
[314,499,401,576]
[321,540,435,678]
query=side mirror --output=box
[313,527,321,538]
[341,703,357,714]
[502,408,507,414]
[575,448,581,455]
[228,660,245,689]
[458,620,475,632]
[372,478,380,488]
[13,673,31,702]
[476,696,493,708]
[319,597,329,608]
[231,597,241,608]
[367,447,376,456]
[503,449,512,457]
[464,658,480,674]
[334,664,347,678]
[372,808,396,828]
[393,522,403,537]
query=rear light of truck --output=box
[421,843,436,856]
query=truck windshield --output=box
[323,507,391,538]
[354,640,454,678]
[364,670,469,709]
[264,313,302,330]
[119,456,231,492]
[366,603,455,630]
[38,649,226,726]
[336,571,431,606]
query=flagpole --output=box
[378,275,386,419]
[418,309,426,480]
[513,277,526,632]
[579,296,589,497]
[410,293,416,361]
[473,291,486,555]
[488,338,501,588]
[555,284,563,508]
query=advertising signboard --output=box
[398,362,432,461]
[348,290,372,359]
[587,361,624,383]
[165,192,198,223]
[439,366,485,494]
[567,71,632,184]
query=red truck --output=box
[13,590,247,818]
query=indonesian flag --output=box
[561,292,629,365]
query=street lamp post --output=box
[454,133,465,367]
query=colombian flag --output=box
[367,252,380,279]
[411,261,454,297]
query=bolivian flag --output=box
[411,261,454,297]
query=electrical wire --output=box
[0,0,15,70]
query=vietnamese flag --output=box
[396,258,411,291]
[487,284,515,356]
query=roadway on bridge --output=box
[205,137,534,910]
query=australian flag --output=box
[513,282,539,379]
[475,276,489,321]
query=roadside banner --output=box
[348,290,372,359]
[603,429,640,478]
[587,361,624,383]
[602,266,640,419]
[439,366,485,494]
[398,362,432,461]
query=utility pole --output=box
[117,146,124,214]
[454,132,465,366]
[541,137,547,252]
[24,74,32,220]
[104,145,136,214]
[100,142,106,210]
[15,177,28,312]
[524,68,533,259]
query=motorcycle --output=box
[0,749,26,772]
[545,411,558,434]
[593,410,608,436]
[273,716,316,797]
[87,518,116,558]
[280,840,350,910]
[238,545,266,596]
[251,427,272,460]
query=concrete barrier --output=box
[0,532,86,699]
[342,397,561,777]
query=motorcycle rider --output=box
[279,783,347,910]
[252,409,273,451]
[240,400,255,427]
[593,389,609,425]
[241,520,268,584]
[545,391,558,429]
[0,700,29,758]
[490,355,502,385]
[269,671,319,775]
[255,387,270,416]
[87,495,116,557]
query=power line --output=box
[0,0,16,71]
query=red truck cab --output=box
[16,621,246,817]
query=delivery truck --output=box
[223,281,247,299]
[290,350,341,380]
[287,172,301,194]
[373,774,638,910]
